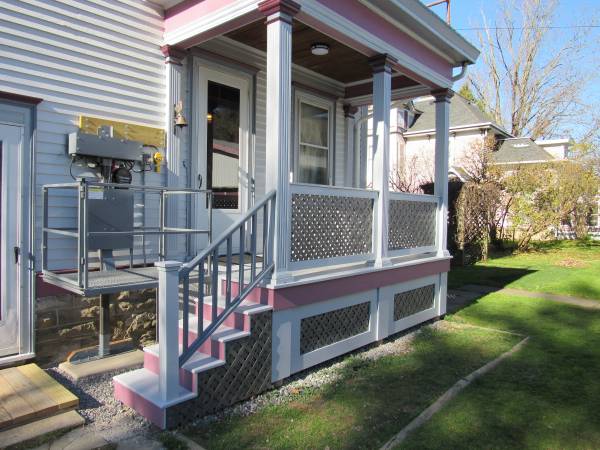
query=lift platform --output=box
[41,180,212,360]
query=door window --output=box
[207,81,241,209]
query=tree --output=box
[502,160,599,249]
[469,0,599,141]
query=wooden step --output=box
[0,364,78,430]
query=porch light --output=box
[311,43,329,56]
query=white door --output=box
[195,64,251,252]
[0,124,23,357]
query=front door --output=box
[195,64,251,251]
[0,123,23,357]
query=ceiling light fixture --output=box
[311,43,330,56]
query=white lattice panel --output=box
[290,193,373,262]
[388,200,436,250]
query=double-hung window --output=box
[294,92,334,185]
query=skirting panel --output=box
[166,311,272,427]
[393,285,435,321]
[300,302,370,354]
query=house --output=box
[0,0,479,428]
[389,94,573,187]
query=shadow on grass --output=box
[187,322,520,450]
[400,295,600,449]
[449,265,535,292]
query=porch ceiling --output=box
[225,20,419,86]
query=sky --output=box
[427,0,600,140]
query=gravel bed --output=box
[46,364,154,442]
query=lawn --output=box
[185,323,520,450]
[399,293,600,449]
[449,240,600,300]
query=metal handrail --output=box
[41,179,213,293]
[178,190,276,366]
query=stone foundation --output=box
[36,289,157,367]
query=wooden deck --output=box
[0,364,78,430]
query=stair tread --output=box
[144,345,226,374]
[113,368,195,408]
[199,295,272,315]
[186,316,250,341]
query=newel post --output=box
[433,89,453,258]
[155,260,182,402]
[370,54,395,268]
[259,0,300,284]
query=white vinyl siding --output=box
[0,0,166,271]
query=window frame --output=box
[293,90,336,185]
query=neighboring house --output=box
[0,0,479,428]
[392,94,572,186]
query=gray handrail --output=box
[178,190,276,366]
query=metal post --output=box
[99,293,111,357]
[155,260,182,402]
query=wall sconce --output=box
[174,100,188,129]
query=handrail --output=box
[178,190,276,366]
[181,190,277,274]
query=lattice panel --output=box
[388,200,436,250]
[166,311,272,427]
[393,284,435,321]
[291,193,373,262]
[300,302,370,354]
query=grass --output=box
[449,240,600,300]
[399,293,600,449]
[185,324,520,450]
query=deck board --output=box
[0,364,79,430]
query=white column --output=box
[155,260,182,402]
[370,55,395,268]
[260,1,299,284]
[162,46,186,256]
[433,89,453,257]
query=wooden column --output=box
[369,54,395,268]
[259,0,300,284]
[433,89,453,258]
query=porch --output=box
[106,0,478,429]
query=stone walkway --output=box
[449,284,600,311]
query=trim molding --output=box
[0,91,43,105]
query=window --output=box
[295,93,334,185]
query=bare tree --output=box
[470,0,599,141]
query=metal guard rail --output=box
[41,179,213,294]
[178,190,276,366]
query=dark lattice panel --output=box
[393,285,435,321]
[388,200,436,250]
[290,193,373,262]
[166,311,272,427]
[300,302,370,354]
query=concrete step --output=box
[0,410,85,448]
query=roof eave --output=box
[359,0,480,66]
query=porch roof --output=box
[156,0,479,91]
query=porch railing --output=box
[288,183,378,270]
[388,192,438,257]
[176,190,276,366]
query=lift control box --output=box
[68,130,144,161]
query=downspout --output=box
[451,62,469,83]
